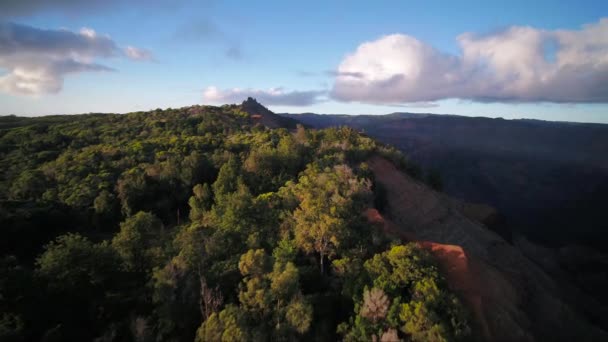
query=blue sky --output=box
[1,0,607,123]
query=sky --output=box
[1,0,608,123]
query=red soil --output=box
[364,207,491,339]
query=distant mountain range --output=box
[281,111,608,249]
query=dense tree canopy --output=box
[0,104,468,341]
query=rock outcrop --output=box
[240,97,299,129]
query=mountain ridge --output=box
[281,110,608,249]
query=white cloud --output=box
[0,22,153,95]
[331,18,608,104]
[203,86,325,106]
[124,46,155,61]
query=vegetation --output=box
[0,103,469,341]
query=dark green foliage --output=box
[0,105,469,341]
[111,211,164,273]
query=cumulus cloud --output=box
[203,86,325,106]
[0,22,153,95]
[331,18,608,104]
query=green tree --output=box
[285,297,313,334]
[37,233,121,292]
[94,189,116,215]
[292,164,372,273]
[116,169,147,216]
[212,156,240,201]
[189,183,213,221]
[237,249,313,337]
[238,249,270,277]
[9,170,46,200]
[339,244,470,342]
[35,234,125,341]
[111,211,164,272]
[195,305,247,342]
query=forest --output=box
[0,102,470,341]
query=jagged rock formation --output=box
[240,97,299,129]
[366,155,608,342]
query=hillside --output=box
[282,112,608,249]
[0,99,473,341]
[1,100,606,341]
[367,155,608,341]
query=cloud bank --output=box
[203,87,325,106]
[332,18,608,104]
[0,22,152,95]
[0,0,182,18]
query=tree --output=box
[212,156,240,201]
[360,288,390,323]
[286,296,313,334]
[199,276,224,320]
[111,211,164,272]
[37,233,121,292]
[294,124,307,145]
[9,170,46,200]
[94,189,116,215]
[209,178,255,236]
[238,249,269,277]
[237,249,313,337]
[292,164,372,273]
[339,244,470,342]
[195,305,247,342]
[116,169,147,216]
[35,234,125,341]
[189,183,212,221]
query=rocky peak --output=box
[240,97,271,116]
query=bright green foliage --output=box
[364,244,441,294]
[291,164,372,273]
[339,244,471,342]
[0,105,462,341]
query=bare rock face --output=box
[366,155,608,342]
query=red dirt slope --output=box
[366,154,608,342]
